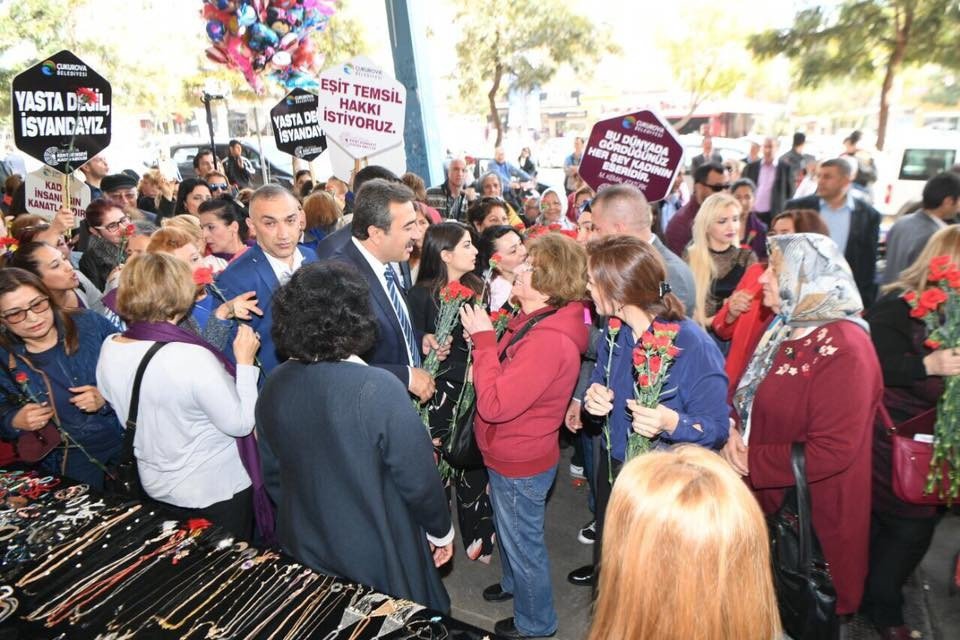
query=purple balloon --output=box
[206,19,226,42]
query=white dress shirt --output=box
[263,247,305,285]
[351,237,416,366]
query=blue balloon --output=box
[251,22,280,47]
[206,19,226,42]
[236,3,257,27]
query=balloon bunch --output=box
[203,0,336,94]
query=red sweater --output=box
[748,320,881,614]
[471,302,589,477]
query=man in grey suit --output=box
[882,172,960,284]
[590,183,697,317]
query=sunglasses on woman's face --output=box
[209,184,230,192]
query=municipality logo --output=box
[286,96,296,106]
[343,63,354,75]
[621,115,637,130]
[41,61,57,76]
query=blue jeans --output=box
[488,465,558,637]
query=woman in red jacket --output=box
[724,233,882,622]
[460,233,589,640]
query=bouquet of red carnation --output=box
[117,224,136,264]
[423,282,475,376]
[490,308,512,337]
[903,255,960,501]
[626,322,681,461]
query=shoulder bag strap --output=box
[499,309,558,363]
[120,342,167,463]
[790,442,812,575]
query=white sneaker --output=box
[569,463,585,480]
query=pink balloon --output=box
[205,45,229,65]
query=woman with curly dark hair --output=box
[408,221,496,563]
[256,261,454,613]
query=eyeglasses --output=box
[98,216,130,233]
[700,182,730,192]
[209,184,230,192]
[1,297,50,324]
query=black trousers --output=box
[592,453,623,573]
[860,510,940,628]
[157,487,254,542]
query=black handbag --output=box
[767,442,839,640]
[104,342,166,499]
[443,310,557,470]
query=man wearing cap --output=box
[101,173,157,223]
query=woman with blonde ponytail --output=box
[588,446,781,640]
[684,192,757,327]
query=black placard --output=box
[11,50,112,175]
[270,88,327,161]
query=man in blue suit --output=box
[314,165,411,290]
[217,184,317,373]
[327,179,439,403]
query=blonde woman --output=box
[862,226,960,638]
[588,446,780,640]
[162,214,228,273]
[684,192,757,327]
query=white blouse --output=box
[96,337,258,508]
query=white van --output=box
[878,131,960,217]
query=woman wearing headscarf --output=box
[535,187,577,232]
[724,233,883,618]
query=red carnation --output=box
[560,230,578,239]
[638,373,650,387]
[641,333,656,348]
[632,348,646,367]
[919,287,948,310]
[14,372,28,385]
[608,317,622,334]
[902,291,917,304]
[666,345,681,358]
[120,224,136,238]
[910,304,929,319]
[76,87,99,105]
[928,255,953,280]
[548,224,561,231]
[925,338,942,350]
[489,253,503,270]
[648,354,662,375]
[654,334,671,348]
[193,266,214,286]
[513,222,526,231]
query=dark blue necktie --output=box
[384,266,421,367]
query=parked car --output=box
[170,140,294,188]
[875,130,960,217]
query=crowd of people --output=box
[0,133,957,640]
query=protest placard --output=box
[316,56,405,159]
[24,166,90,223]
[270,89,327,162]
[11,50,112,176]
[578,110,683,202]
